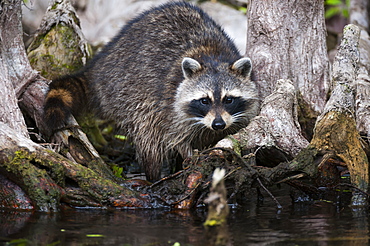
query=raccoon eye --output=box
[224,97,234,104]
[200,98,211,105]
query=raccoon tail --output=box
[43,74,88,136]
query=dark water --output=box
[0,186,369,246]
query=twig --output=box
[150,167,189,188]
[201,147,256,173]
[256,177,282,209]
[223,166,242,179]
[317,152,336,169]
[171,182,201,205]
[276,173,306,184]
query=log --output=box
[0,122,63,211]
[0,122,150,210]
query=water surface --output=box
[1,186,369,246]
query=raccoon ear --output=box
[231,57,252,77]
[182,57,202,79]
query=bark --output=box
[350,0,370,32]
[246,0,330,138]
[238,79,309,166]
[0,0,49,137]
[355,28,370,137]
[0,0,29,137]
[310,24,369,203]
[352,2,370,142]
[257,25,369,205]
[241,1,369,205]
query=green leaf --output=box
[112,165,123,178]
[342,9,349,18]
[325,6,341,18]
[86,234,105,238]
[114,134,127,140]
[325,0,343,5]
[6,239,30,246]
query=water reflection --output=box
[1,188,369,245]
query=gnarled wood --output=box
[238,79,309,166]
[24,0,113,180]
[311,25,369,196]
[246,0,330,138]
[27,0,91,79]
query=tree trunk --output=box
[241,1,370,204]
[246,0,330,139]
[311,25,369,197]
[352,1,370,144]
[238,79,309,166]
[241,0,329,165]
[350,0,369,32]
[0,0,29,137]
[0,0,62,210]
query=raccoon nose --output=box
[212,116,226,130]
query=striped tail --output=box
[43,74,88,136]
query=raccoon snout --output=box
[212,116,226,130]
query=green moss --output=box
[50,2,58,10]
[11,149,65,186]
[289,146,319,177]
[2,148,63,211]
[228,136,242,156]
[27,24,91,79]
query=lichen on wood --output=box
[27,0,91,79]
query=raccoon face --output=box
[186,92,250,130]
[175,57,258,131]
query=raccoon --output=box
[44,2,259,182]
